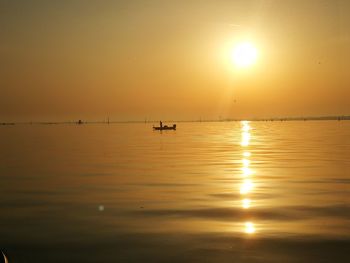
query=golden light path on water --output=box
[239,121,256,234]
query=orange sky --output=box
[1,0,349,121]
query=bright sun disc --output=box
[232,42,257,68]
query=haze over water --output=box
[1,121,349,262]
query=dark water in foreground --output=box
[0,121,349,262]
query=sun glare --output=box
[232,42,257,68]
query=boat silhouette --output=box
[153,121,176,130]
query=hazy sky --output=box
[1,0,349,121]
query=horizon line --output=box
[1,115,350,125]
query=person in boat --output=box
[160,121,162,128]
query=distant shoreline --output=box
[1,116,350,125]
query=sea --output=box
[0,121,349,262]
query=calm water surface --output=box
[1,121,349,262]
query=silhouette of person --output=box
[160,121,163,128]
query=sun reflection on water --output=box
[240,179,253,194]
[241,167,254,177]
[241,123,251,132]
[242,198,251,209]
[243,151,251,157]
[240,132,251,147]
[239,121,256,234]
[244,222,255,234]
[242,158,250,167]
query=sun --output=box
[232,42,257,68]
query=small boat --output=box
[153,124,176,130]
